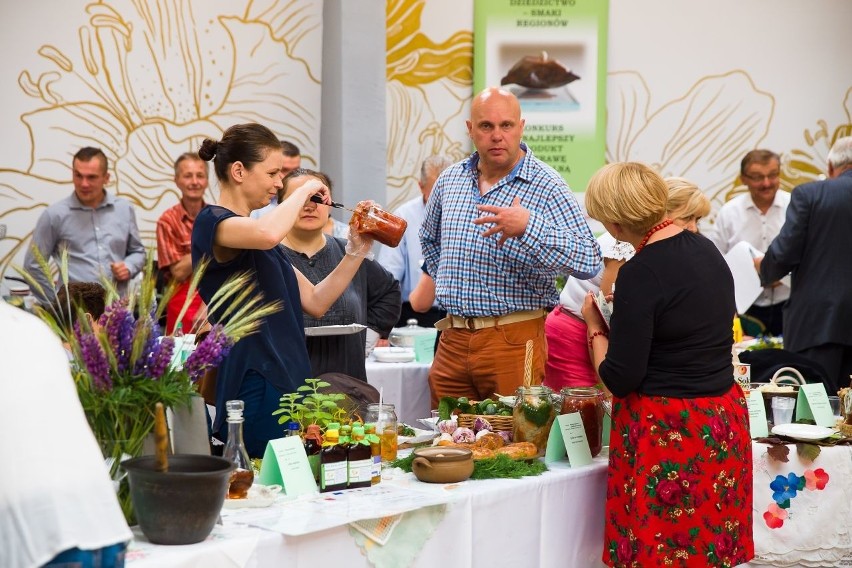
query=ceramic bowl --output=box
[411,447,474,484]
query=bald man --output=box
[420,86,601,407]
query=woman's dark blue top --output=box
[192,205,311,431]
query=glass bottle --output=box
[364,423,381,484]
[286,421,301,437]
[559,387,605,457]
[303,424,324,483]
[365,403,398,463]
[223,399,254,499]
[347,425,373,489]
[319,423,347,492]
[511,385,557,458]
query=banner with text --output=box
[473,0,608,194]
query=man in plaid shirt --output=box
[420,87,601,406]
[156,153,209,334]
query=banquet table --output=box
[364,357,431,425]
[126,456,609,568]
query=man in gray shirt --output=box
[24,147,145,302]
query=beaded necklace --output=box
[635,218,673,253]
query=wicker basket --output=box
[457,412,514,433]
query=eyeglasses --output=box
[741,172,780,183]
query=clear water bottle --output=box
[223,400,253,499]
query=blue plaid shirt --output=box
[420,144,601,317]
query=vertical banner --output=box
[473,0,608,194]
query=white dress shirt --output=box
[710,191,791,306]
[0,301,132,568]
[559,233,634,317]
[377,196,427,303]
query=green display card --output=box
[796,383,835,427]
[544,413,593,467]
[258,436,318,497]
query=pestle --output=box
[154,402,169,472]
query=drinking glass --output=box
[771,397,795,425]
[828,396,842,421]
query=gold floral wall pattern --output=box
[607,70,852,228]
[0,0,323,277]
[385,0,474,210]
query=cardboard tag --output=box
[544,413,593,467]
[796,383,835,427]
[258,436,318,497]
[413,331,437,363]
[601,412,611,447]
[746,390,769,438]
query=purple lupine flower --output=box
[145,337,175,379]
[133,315,161,377]
[99,300,134,372]
[74,322,112,389]
[183,324,234,382]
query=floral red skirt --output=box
[603,384,754,567]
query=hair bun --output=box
[198,138,219,161]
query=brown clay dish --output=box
[411,447,474,483]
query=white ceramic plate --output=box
[399,427,438,445]
[372,347,416,363]
[304,324,367,337]
[222,484,282,509]
[770,423,837,441]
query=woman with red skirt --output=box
[581,162,753,567]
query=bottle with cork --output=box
[223,399,253,499]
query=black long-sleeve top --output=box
[283,237,401,381]
[599,231,736,398]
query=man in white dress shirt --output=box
[0,300,131,568]
[710,149,789,336]
[378,155,454,328]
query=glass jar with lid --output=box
[511,385,558,457]
[388,318,431,348]
[365,403,398,463]
[559,387,605,457]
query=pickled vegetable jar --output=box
[349,200,408,248]
[511,385,558,457]
[559,387,605,457]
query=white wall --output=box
[0,0,849,281]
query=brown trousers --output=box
[428,317,546,408]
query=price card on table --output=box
[544,413,593,467]
[796,383,835,427]
[258,436,318,497]
[747,391,769,438]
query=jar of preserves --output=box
[559,387,605,457]
[511,385,558,458]
[365,403,398,463]
[349,200,408,248]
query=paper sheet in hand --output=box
[592,290,612,331]
[723,241,763,314]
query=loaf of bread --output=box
[495,442,538,460]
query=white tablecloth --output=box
[364,358,431,425]
[746,442,852,567]
[126,457,609,568]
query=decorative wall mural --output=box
[607,70,774,219]
[384,0,473,211]
[607,71,852,229]
[0,0,323,279]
